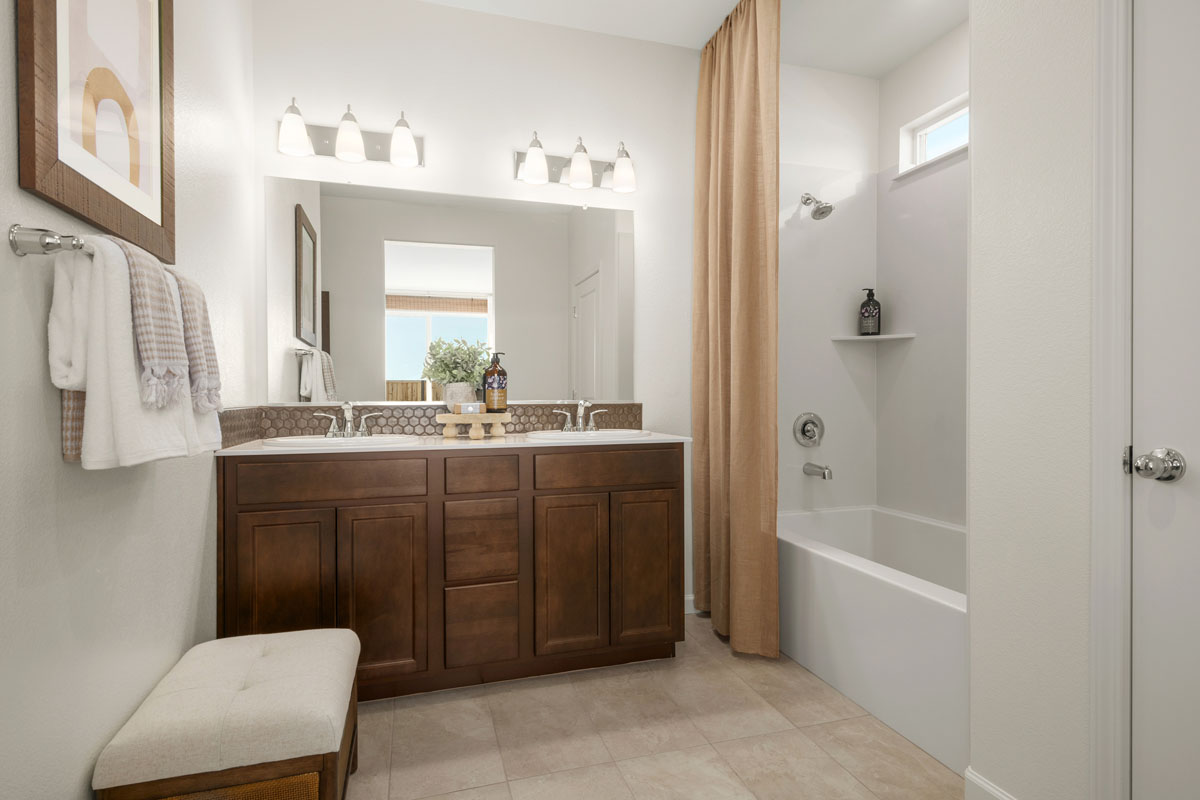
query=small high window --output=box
[899,94,969,175]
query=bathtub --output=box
[777,506,967,774]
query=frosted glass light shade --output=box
[613,142,637,193]
[390,112,419,167]
[278,98,313,156]
[600,166,614,189]
[522,132,548,185]
[569,137,593,189]
[335,105,366,163]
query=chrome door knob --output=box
[1133,448,1187,482]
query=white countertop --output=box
[217,431,690,456]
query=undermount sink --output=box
[261,434,420,448]
[524,429,653,442]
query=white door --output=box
[1131,1,1200,795]
[571,273,600,402]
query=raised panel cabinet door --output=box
[235,509,336,636]
[534,493,609,655]
[337,503,428,678]
[610,489,683,646]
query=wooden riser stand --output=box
[435,412,512,439]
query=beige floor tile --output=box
[616,744,756,800]
[486,674,612,780]
[725,653,867,728]
[714,729,877,800]
[652,657,793,744]
[417,784,513,800]
[389,687,507,800]
[508,763,634,800]
[348,700,394,800]
[682,614,732,660]
[805,716,962,800]
[569,663,707,760]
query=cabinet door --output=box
[337,503,428,678]
[534,493,609,655]
[610,489,682,646]
[235,509,336,636]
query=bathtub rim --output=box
[777,507,967,613]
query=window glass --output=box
[431,315,489,346]
[923,110,969,161]
[386,315,427,380]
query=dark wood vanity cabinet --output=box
[217,443,684,700]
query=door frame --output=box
[1091,0,1133,798]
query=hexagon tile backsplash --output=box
[218,403,643,448]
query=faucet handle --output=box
[586,409,607,431]
[313,412,341,438]
[551,410,575,431]
[356,412,384,436]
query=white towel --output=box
[80,237,220,469]
[47,249,93,391]
[299,349,337,403]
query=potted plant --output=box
[422,338,489,409]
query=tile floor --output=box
[349,614,963,800]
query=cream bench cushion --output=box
[92,629,360,790]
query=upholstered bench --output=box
[92,629,360,800]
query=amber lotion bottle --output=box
[484,353,508,412]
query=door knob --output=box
[1133,448,1187,482]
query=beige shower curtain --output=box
[691,0,780,658]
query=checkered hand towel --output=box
[111,238,188,408]
[319,350,339,401]
[167,269,222,412]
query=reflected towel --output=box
[112,237,188,408]
[299,349,338,403]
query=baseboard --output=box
[965,767,1019,800]
[684,594,697,615]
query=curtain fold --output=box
[691,0,781,658]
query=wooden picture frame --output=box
[295,204,319,347]
[17,0,175,264]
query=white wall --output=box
[265,178,321,402]
[878,22,970,172]
[319,193,571,402]
[778,64,880,512]
[250,0,698,436]
[967,1,1096,798]
[875,23,970,527]
[0,2,257,798]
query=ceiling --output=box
[419,0,966,79]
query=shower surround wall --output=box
[779,23,968,528]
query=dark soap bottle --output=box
[484,352,508,413]
[859,289,881,336]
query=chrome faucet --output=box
[803,462,833,480]
[314,412,341,438]
[551,409,576,431]
[341,402,356,433]
[586,409,607,431]
[576,400,592,430]
[312,403,382,438]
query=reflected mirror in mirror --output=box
[264,179,635,405]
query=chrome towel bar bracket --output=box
[9,224,94,256]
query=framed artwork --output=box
[295,204,318,347]
[17,0,175,264]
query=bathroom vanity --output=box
[215,434,685,700]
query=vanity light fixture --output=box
[277,98,314,156]
[569,137,594,189]
[389,112,419,168]
[522,132,549,185]
[599,164,614,190]
[612,142,637,193]
[335,105,366,163]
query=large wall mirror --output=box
[264,179,635,404]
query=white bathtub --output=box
[778,506,967,773]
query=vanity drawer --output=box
[534,448,681,490]
[445,455,520,494]
[444,498,519,581]
[444,581,519,668]
[235,458,428,505]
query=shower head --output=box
[800,192,834,220]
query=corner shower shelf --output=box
[830,333,917,342]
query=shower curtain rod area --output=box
[9,224,95,256]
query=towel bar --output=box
[9,224,95,256]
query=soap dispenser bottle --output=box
[484,352,508,413]
[859,289,881,336]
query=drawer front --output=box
[445,455,520,494]
[444,498,520,582]
[445,581,520,668]
[534,448,681,490]
[236,458,427,504]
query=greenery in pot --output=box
[421,338,489,388]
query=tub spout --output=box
[803,462,833,480]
